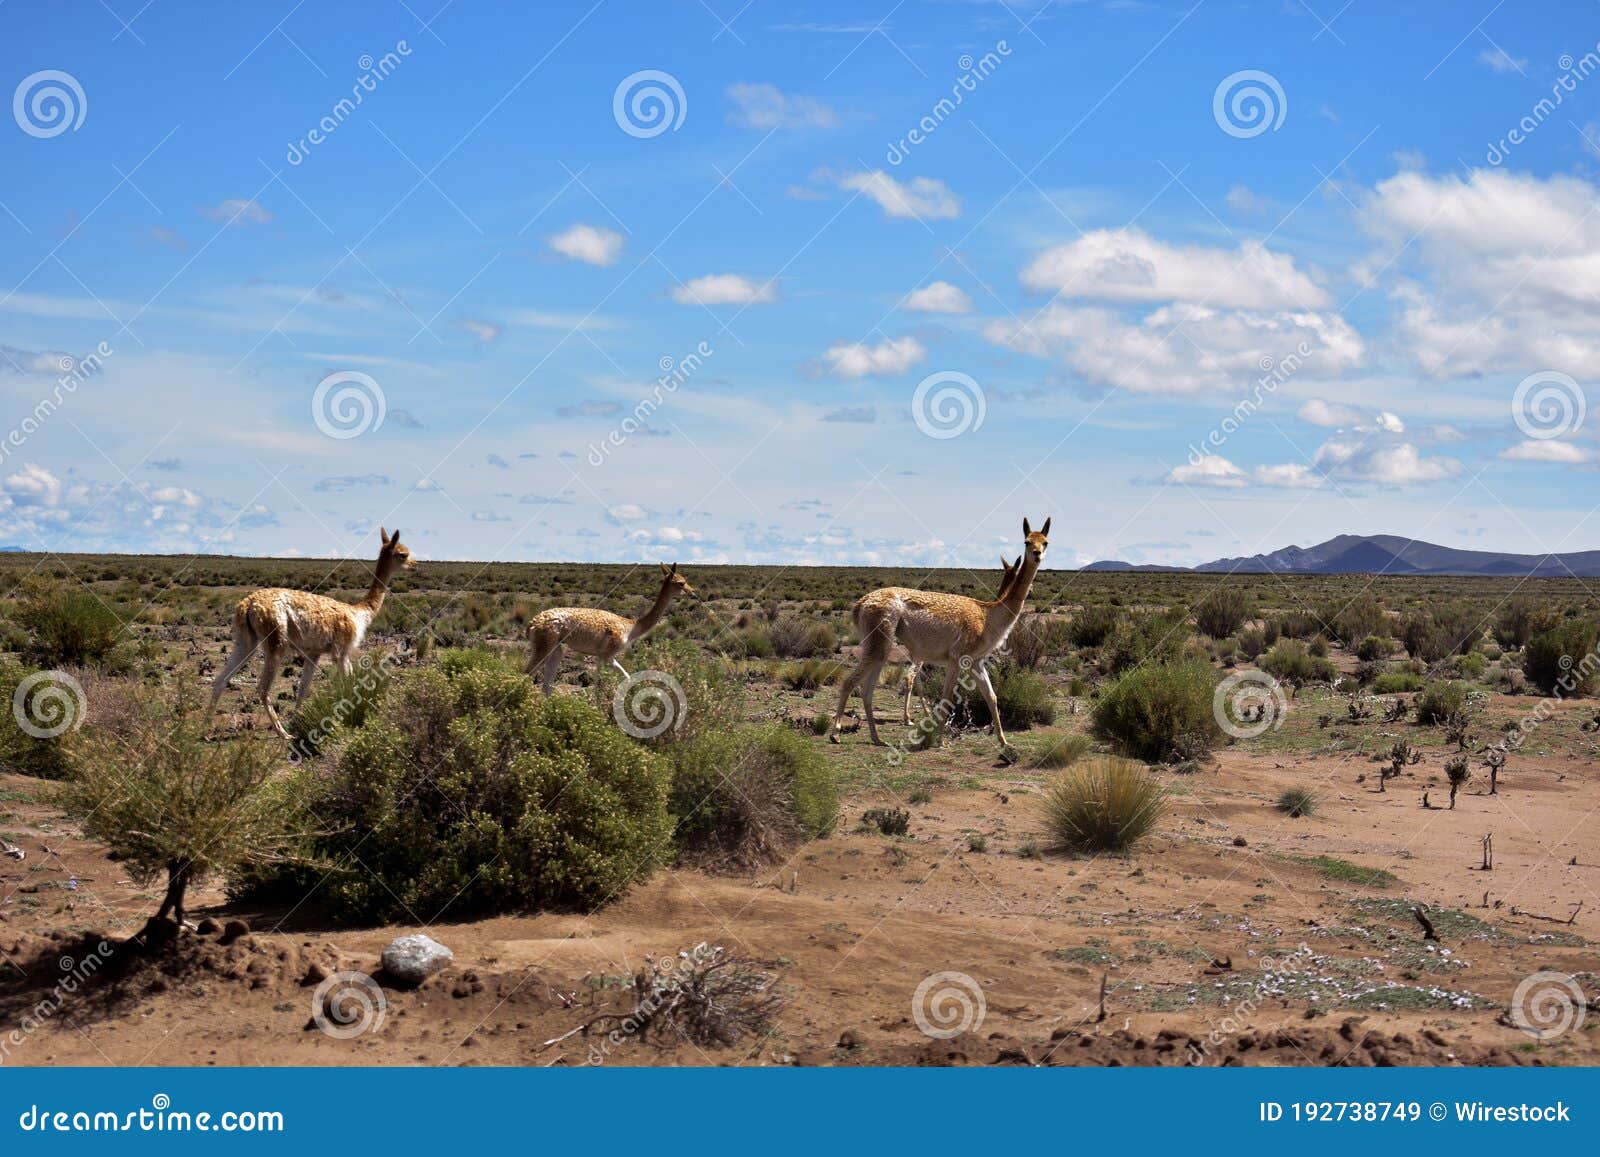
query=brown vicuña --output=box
[525,562,696,693]
[833,517,1050,750]
[900,553,1021,725]
[209,528,415,739]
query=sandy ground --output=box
[2,690,1597,1068]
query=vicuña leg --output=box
[258,645,291,740]
[901,663,919,725]
[856,660,887,745]
[293,654,320,705]
[974,662,1010,751]
[539,645,562,695]
[208,642,255,715]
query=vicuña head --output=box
[209,527,416,740]
[525,561,696,694]
[833,516,1052,753]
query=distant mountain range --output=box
[1083,535,1600,577]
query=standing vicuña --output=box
[525,562,696,693]
[208,528,415,739]
[901,554,1020,725]
[833,518,1049,751]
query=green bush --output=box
[1194,588,1250,639]
[1415,681,1469,725]
[1355,635,1391,661]
[775,658,847,690]
[1103,606,1190,675]
[1030,733,1092,769]
[768,617,836,659]
[278,664,673,923]
[437,646,515,679]
[1277,788,1316,818]
[668,724,837,865]
[1065,605,1120,648]
[0,657,72,778]
[1041,756,1165,853]
[17,588,122,669]
[623,638,745,745]
[1007,614,1075,669]
[1237,627,1268,659]
[1260,639,1336,685]
[1523,620,1600,696]
[1452,651,1488,680]
[1402,605,1481,662]
[1372,670,1424,694]
[1091,660,1219,762]
[957,664,1056,730]
[286,651,396,760]
[1317,595,1388,647]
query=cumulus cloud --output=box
[0,345,74,375]
[1298,399,1404,433]
[822,335,926,378]
[986,304,1362,395]
[836,171,960,220]
[726,83,836,129]
[549,224,624,266]
[1312,436,1461,484]
[461,318,501,343]
[609,504,648,521]
[904,281,973,314]
[1019,228,1329,309]
[1500,439,1593,463]
[1361,169,1600,378]
[1169,455,1249,488]
[670,274,777,306]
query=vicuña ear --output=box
[660,562,670,575]
[380,527,391,546]
[1022,517,1032,536]
[670,562,679,575]
[390,528,401,543]
[1040,517,1051,536]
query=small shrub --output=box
[1415,681,1468,725]
[57,691,306,930]
[286,652,395,759]
[1277,788,1316,818]
[1091,661,1219,762]
[1260,639,1336,686]
[18,588,122,669]
[1318,595,1388,647]
[775,658,847,690]
[965,833,987,853]
[1523,620,1600,696]
[1007,614,1075,669]
[768,617,836,659]
[1372,670,1424,694]
[1031,732,1092,769]
[1103,605,1190,674]
[1355,635,1390,661]
[860,807,910,836]
[1194,588,1250,639]
[1065,605,1120,648]
[1041,757,1165,853]
[1452,651,1488,679]
[668,724,837,866]
[957,664,1055,730]
[1236,627,1268,659]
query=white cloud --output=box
[823,336,926,378]
[1500,439,1593,463]
[200,198,272,224]
[1169,455,1248,488]
[904,281,973,314]
[1477,47,1527,73]
[1298,399,1404,433]
[1019,228,1329,309]
[726,83,836,129]
[1313,437,1461,484]
[461,319,501,343]
[670,274,777,306]
[1362,169,1600,377]
[1225,184,1269,215]
[1253,463,1323,489]
[837,171,960,221]
[609,503,648,521]
[549,224,624,267]
[985,303,1363,395]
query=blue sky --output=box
[3,0,1600,567]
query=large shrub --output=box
[669,724,837,866]
[1091,660,1219,762]
[1103,606,1190,675]
[1523,620,1600,696]
[1402,605,1482,662]
[1317,594,1388,647]
[17,588,122,669]
[1041,756,1165,853]
[289,665,673,923]
[0,657,71,778]
[1414,681,1469,725]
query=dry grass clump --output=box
[1041,756,1165,853]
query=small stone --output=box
[219,918,250,944]
[837,1030,860,1049]
[381,934,453,988]
[1232,836,1248,847]
[195,918,220,936]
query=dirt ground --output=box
[3,685,1596,1068]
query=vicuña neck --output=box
[628,583,676,642]
[358,557,396,615]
